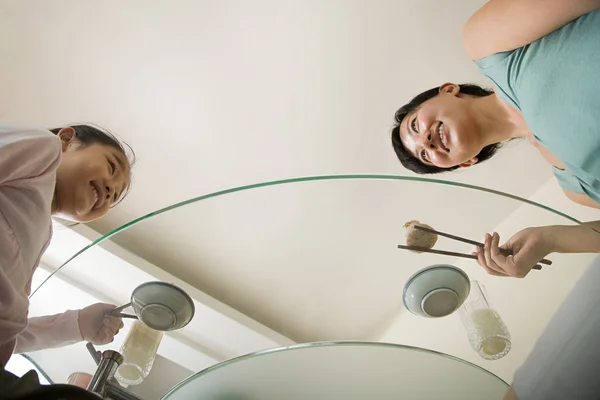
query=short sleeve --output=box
[473,50,522,110]
[553,166,585,195]
[0,125,61,187]
[473,51,512,69]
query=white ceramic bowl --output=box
[403,265,470,318]
[131,282,195,331]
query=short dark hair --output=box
[391,84,502,174]
[50,124,135,203]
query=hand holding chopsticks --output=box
[415,226,552,267]
[398,225,553,275]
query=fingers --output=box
[483,234,495,268]
[92,318,123,345]
[473,232,512,277]
[483,233,507,276]
[473,248,504,277]
[105,316,123,333]
[474,230,540,279]
[80,303,126,343]
[490,232,503,259]
[91,303,121,319]
[97,303,119,312]
[93,326,116,345]
[475,232,529,279]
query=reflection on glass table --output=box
[27,175,597,399]
[163,341,508,400]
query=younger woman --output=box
[0,123,134,372]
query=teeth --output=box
[438,123,447,149]
[92,186,98,206]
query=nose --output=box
[105,184,115,200]
[418,130,437,150]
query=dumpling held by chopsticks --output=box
[404,220,438,253]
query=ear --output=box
[459,157,478,168]
[56,127,76,152]
[439,83,461,96]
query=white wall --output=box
[378,177,600,382]
[0,0,557,345]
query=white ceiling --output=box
[0,1,557,344]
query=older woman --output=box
[391,1,600,276]
[391,2,600,399]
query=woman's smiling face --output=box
[397,83,485,169]
[53,127,131,222]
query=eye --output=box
[420,149,429,162]
[108,160,116,174]
[411,118,418,133]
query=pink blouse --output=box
[0,123,82,366]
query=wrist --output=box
[77,309,85,340]
[539,225,568,254]
[541,224,600,254]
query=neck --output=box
[470,93,529,146]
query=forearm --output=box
[545,221,600,254]
[15,310,82,354]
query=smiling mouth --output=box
[90,183,102,210]
[437,122,449,152]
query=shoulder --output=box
[0,123,62,185]
[0,124,58,264]
[563,189,600,209]
[0,123,60,151]
[552,167,600,208]
[462,0,600,60]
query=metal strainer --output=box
[106,281,195,331]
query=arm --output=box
[476,221,600,278]
[0,126,62,346]
[14,311,82,354]
[0,126,61,187]
[544,221,600,254]
[462,0,600,60]
[0,260,28,347]
[562,190,600,209]
[15,303,124,354]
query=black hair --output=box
[391,84,502,174]
[50,124,135,204]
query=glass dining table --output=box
[26,175,598,399]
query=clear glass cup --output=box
[114,320,163,387]
[458,281,511,360]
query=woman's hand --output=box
[474,228,552,278]
[475,223,600,278]
[78,303,124,345]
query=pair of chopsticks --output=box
[397,225,552,271]
[104,302,137,319]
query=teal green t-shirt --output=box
[474,10,600,204]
